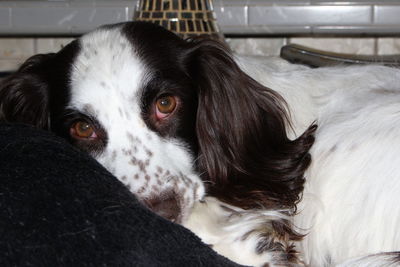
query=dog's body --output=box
[1,22,400,266]
[187,57,400,266]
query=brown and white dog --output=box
[1,22,400,266]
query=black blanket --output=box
[0,123,240,267]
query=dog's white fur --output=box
[185,196,293,266]
[336,252,400,267]
[70,28,205,223]
[186,56,400,266]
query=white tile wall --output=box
[377,38,400,55]
[0,59,25,72]
[2,36,400,71]
[0,38,34,61]
[226,38,287,56]
[36,38,75,54]
[0,37,74,71]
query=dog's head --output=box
[0,22,315,223]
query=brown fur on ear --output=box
[0,54,54,129]
[0,39,78,130]
[185,37,317,213]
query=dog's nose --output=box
[144,192,181,223]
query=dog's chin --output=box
[143,191,184,224]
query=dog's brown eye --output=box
[70,121,96,139]
[156,96,177,114]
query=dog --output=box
[1,21,400,266]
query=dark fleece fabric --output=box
[0,123,241,267]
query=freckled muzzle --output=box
[96,129,205,224]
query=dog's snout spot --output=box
[156,166,163,173]
[145,148,153,157]
[130,157,138,165]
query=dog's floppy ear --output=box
[185,38,316,212]
[0,53,54,129]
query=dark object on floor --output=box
[280,44,400,68]
[0,123,240,267]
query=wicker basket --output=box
[133,0,223,40]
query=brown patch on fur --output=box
[145,148,153,157]
[156,166,163,173]
[138,160,146,172]
[122,148,132,156]
[137,186,146,194]
[130,157,138,165]
[255,219,305,267]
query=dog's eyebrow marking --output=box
[82,104,97,116]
